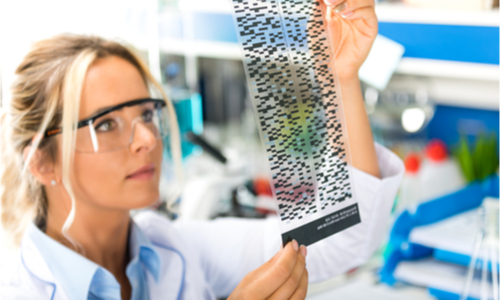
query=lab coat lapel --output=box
[20,234,60,299]
[148,244,185,300]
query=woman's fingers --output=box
[246,240,301,298]
[228,241,306,300]
[267,245,308,300]
[289,269,309,300]
[339,5,378,28]
[323,0,375,11]
[321,0,377,28]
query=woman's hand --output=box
[228,240,308,300]
[322,0,378,80]
[321,0,381,178]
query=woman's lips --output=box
[127,164,155,180]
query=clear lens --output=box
[75,102,169,153]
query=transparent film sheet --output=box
[232,0,359,246]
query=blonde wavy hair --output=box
[0,34,182,248]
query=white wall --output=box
[0,0,163,107]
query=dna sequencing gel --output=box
[232,0,361,246]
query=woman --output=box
[0,0,403,299]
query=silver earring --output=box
[51,180,56,186]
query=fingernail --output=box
[334,2,347,13]
[292,239,299,251]
[299,245,307,257]
[324,0,340,6]
[341,11,353,18]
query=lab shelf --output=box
[160,41,498,80]
[162,1,499,67]
[375,3,499,27]
[178,0,500,27]
[395,58,498,81]
[160,0,499,109]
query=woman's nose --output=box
[130,122,157,153]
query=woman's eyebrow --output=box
[82,105,115,120]
[86,104,125,119]
[84,98,154,120]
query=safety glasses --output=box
[44,98,169,153]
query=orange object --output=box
[404,153,420,174]
[426,139,448,162]
[253,177,273,196]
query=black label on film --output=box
[281,203,361,247]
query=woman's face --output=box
[59,56,163,210]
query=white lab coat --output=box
[0,143,404,299]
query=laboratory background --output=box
[0,0,499,299]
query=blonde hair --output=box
[0,34,182,247]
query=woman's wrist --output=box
[338,74,364,106]
[338,73,381,178]
[338,74,361,90]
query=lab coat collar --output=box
[133,211,187,299]
[22,223,101,300]
[20,221,186,300]
[20,227,59,299]
[147,243,186,300]
[129,221,162,282]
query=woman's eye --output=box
[142,109,154,122]
[95,119,116,132]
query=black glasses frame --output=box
[43,98,166,138]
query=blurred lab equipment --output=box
[359,35,405,90]
[418,139,466,203]
[460,199,499,300]
[392,198,500,300]
[397,153,421,212]
[364,85,435,149]
[394,136,495,214]
[176,123,268,221]
[198,58,247,125]
[160,57,205,159]
[157,88,206,208]
[394,257,495,300]
[213,178,276,219]
[401,0,499,10]
[186,132,227,164]
[381,173,500,299]
[307,278,432,300]
[171,91,204,157]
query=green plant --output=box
[453,133,499,183]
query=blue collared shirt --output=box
[26,221,161,300]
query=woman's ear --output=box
[23,145,56,186]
